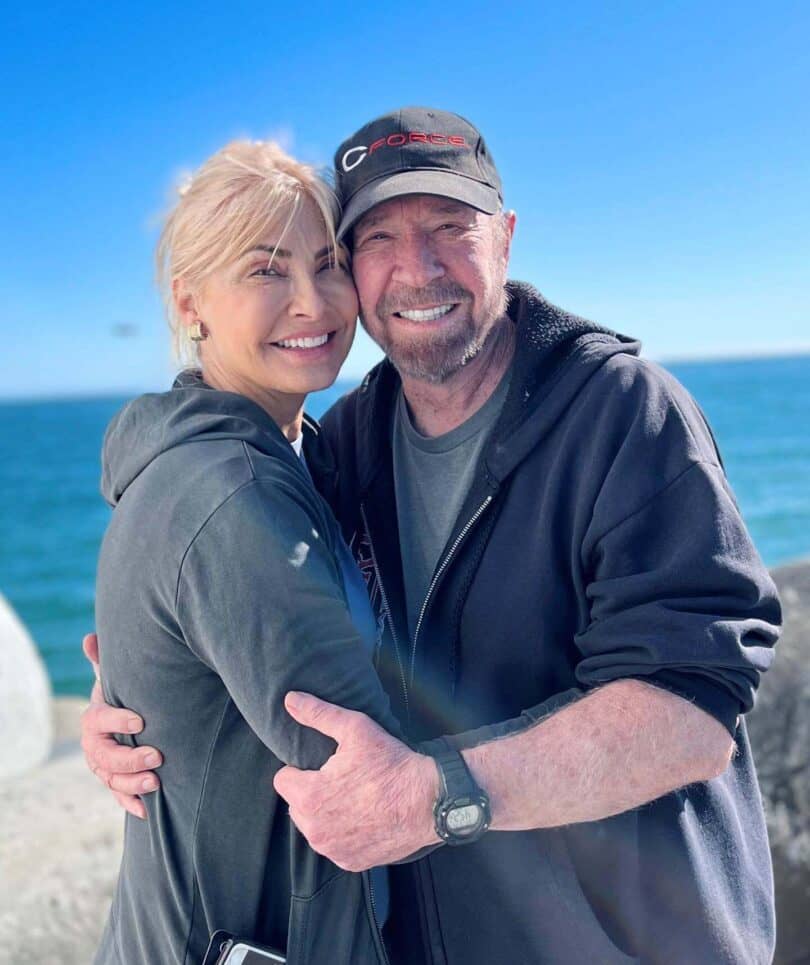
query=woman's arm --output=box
[80,471,402,813]
[175,474,402,769]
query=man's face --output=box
[350,195,514,384]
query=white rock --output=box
[0,593,52,778]
[0,699,124,964]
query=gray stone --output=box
[0,699,124,965]
[0,593,52,779]
[748,561,810,965]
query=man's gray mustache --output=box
[377,285,472,316]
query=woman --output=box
[94,141,402,964]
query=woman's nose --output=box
[289,272,325,319]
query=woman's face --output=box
[185,197,358,408]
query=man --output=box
[82,108,779,963]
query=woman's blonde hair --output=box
[156,140,340,363]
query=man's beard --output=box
[363,282,508,385]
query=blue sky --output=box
[2,0,808,398]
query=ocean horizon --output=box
[4,349,810,405]
[2,354,808,695]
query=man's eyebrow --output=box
[355,200,473,234]
[354,212,387,233]
[435,201,469,214]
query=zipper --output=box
[409,495,495,687]
[360,503,411,728]
[365,870,393,965]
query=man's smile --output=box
[394,304,456,322]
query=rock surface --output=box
[0,698,124,965]
[0,593,52,779]
[747,560,810,965]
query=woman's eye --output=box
[318,261,351,274]
[250,266,281,277]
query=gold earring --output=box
[189,320,208,342]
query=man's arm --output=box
[81,633,163,819]
[272,678,734,871]
[78,650,734,838]
[461,678,733,830]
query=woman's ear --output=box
[173,278,199,332]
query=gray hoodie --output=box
[95,372,399,965]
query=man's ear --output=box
[504,210,517,239]
[500,210,517,266]
[173,277,199,332]
[504,210,516,245]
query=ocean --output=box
[2,355,808,696]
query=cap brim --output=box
[337,170,501,240]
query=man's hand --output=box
[273,692,439,871]
[80,633,163,820]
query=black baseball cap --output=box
[334,107,503,240]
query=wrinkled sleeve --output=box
[573,459,780,735]
[176,476,402,770]
[427,365,781,755]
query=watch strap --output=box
[433,742,478,801]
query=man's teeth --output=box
[275,334,330,349]
[397,304,454,322]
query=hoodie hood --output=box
[101,371,302,506]
[486,280,640,478]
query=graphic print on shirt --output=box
[348,527,386,656]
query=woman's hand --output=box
[80,633,163,820]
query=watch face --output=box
[446,803,484,834]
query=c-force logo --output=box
[341,131,468,173]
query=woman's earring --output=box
[189,320,208,342]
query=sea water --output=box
[1,355,808,694]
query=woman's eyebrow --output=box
[243,244,291,258]
[241,245,336,259]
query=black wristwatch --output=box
[431,741,491,845]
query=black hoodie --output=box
[317,282,780,964]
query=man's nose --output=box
[289,272,325,320]
[392,233,445,288]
